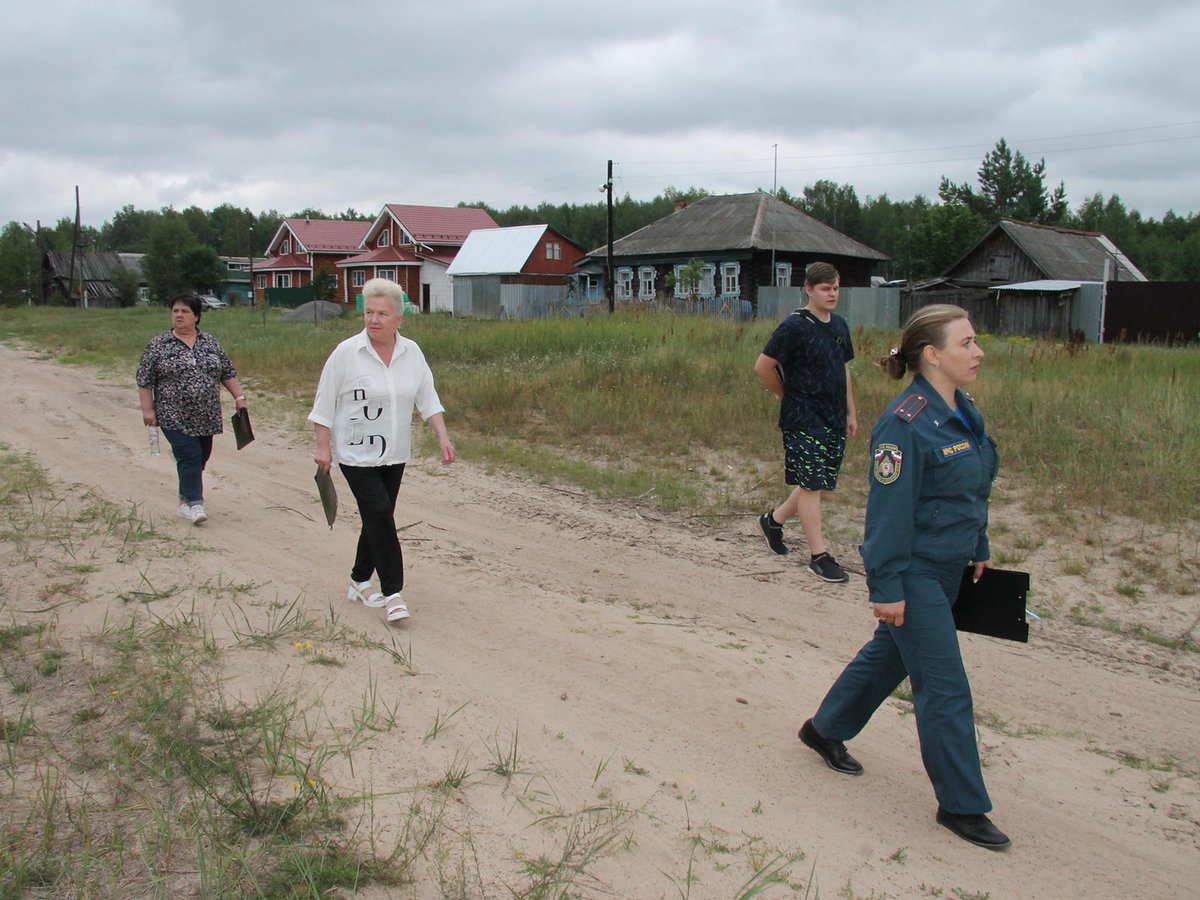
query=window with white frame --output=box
[351,270,365,288]
[256,274,267,288]
[379,230,390,248]
[546,241,561,260]
[615,267,634,300]
[378,268,396,282]
[277,273,292,288]
[775,262,792,287]
[721,262,740,297]
[281,239,290,255]
[698,264,716,298]
[638,266,656,300]
[673,265,691,298]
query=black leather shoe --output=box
[799,719,863,775]
[936,807,1011,851]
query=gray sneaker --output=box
[808,553,848,583]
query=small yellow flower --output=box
[293,783,301,790]
[308,778,318,786]
[305,643,313,650]
[294,642,303,649]
[111,690,120,696]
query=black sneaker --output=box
[808,553,849,583]
[758,511,789,555]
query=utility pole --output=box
[22,222,38,305]
[247,221,255,309]
[605,160,614,313]
[770,144,778,277]
[68,186,83,306]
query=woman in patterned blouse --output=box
[136,295,247,525]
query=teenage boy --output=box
[754,261,857,582]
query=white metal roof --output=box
[445,225,549,276]
[993,279,1098,292]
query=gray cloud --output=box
[2,0,1197,231]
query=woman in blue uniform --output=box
[796,304,1011,851]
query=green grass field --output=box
[2,304,1197,522]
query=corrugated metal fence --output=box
[758,286,900,329]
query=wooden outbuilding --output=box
[446,225,586,318]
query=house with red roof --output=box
[336,204,499,312]
[255,218,372,303]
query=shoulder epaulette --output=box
[894,394,928,422]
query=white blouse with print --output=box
[308,330,445,467]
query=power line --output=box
[618,120,1200,168]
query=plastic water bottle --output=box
[148,426,161,457]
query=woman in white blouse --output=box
[309,278,456,622]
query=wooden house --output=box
[903,219,1149,339]
[220,256,266,306]
[575,191,887,315]
[942,219,1146,286]
[446,224,586,318]
[337,204,498,312]
[255,218,372,303]
[42,251,147,307]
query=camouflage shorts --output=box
[782,428,846,491]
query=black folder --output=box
[953,567,1031,643]
[314,466,338,529]
[231,408,255,450]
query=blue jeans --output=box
[812,560,991,814]
[161,428,213,505]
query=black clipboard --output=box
[314,466,337,529]
[231,408,255,450]
[953,567,1031,643]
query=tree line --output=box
[2,140,1198,306]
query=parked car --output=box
[198,294,228,310]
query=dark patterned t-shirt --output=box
[136,330,236,436]
[761,309,854,434]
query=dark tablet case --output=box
[231,408,255,450]
[954,567,1031,643]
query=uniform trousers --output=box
[340,463,406,596]
[811,560,991,814]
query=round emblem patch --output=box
[873,443,903,484]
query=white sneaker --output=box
[176,503,193,521]
[384,593,410,622]
[189,504,208,525]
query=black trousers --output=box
[339,463,406,596]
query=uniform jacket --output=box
[860,374,999,605]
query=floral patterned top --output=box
[136,330,237,436]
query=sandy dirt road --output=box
[1,343,1196,898]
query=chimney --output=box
[674,200,689,211]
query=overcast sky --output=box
[2,0,1197,236]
